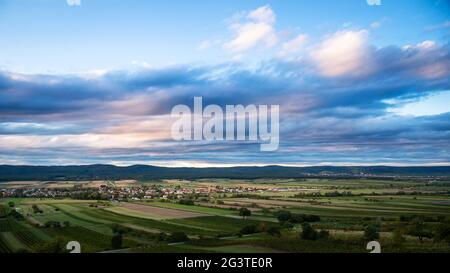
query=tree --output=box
[8,201,15,208]
[434,223,450,246]
[281,221,295,230]
[257,223,267,233]
[318,229,330,240]
[267,226,281,237]
[363,225,380,241]
[239,224,258,235]
[275,210,292,223]
[8,209,24,220]
[301,223,318,241]
[111,234,123,249]
[239,208,251,219]
[408,218,432,242]
[156,232,168,242]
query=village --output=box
[0,182,298,201]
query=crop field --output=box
[0,178,449,253]
[145,201,236,216]
[0,208,7,218]
[0,180,139,189]
[167,216,277,234]
[0,219,13,232]
[105,203,208,220]
[43,226,135,253]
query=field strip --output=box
[106,203,208,220]
[121,223,161,233]
[58,209,113,225]
[144,202,234,216]
[226,198,450,215]
[160,220,220,232]
[0,231,27,251]
[105,207,169,220]
[335,203,450,214]
[21,199,94,205]
[195,202,260,211]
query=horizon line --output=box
[1,163,450,168]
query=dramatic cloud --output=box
[310,30,375,77]
[1,37,450,165]
[223,5,277,52]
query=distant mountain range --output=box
[0,164,449,181]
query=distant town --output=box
[0,183,302,201]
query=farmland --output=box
[0,177,449,253]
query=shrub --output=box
[275,210,320,224]
[9,210,24,220]
[111,234,123,249]
[156,232,168,242]
[267,226,281,237]
[301,223,318,240]
[239,224,258,235]
[282,221,295,230]
[168,232,189,243]
[407,218,433,241]
[363,225,380,241]
[238,208,251,219]
[434,223,450,246]
[44,221,61,228]
[275,210,292,223]
[318,229,330,240]
[178,199,194,205]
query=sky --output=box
[0,0,449,166]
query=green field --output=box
[144,201,236,216]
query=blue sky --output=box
[1,0,449,73]
[0,0,449,166]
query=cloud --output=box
[370,18,388,29]
[387,40,450,80]
[247,5,276,25]
[1,38,450,165]
[279,34,308,57]
[425,20,450,32]
[310,30,376,77]
[370,21,381,29]
[197,39,223,51]
[66,0,81,6]
[223,5,277,52]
